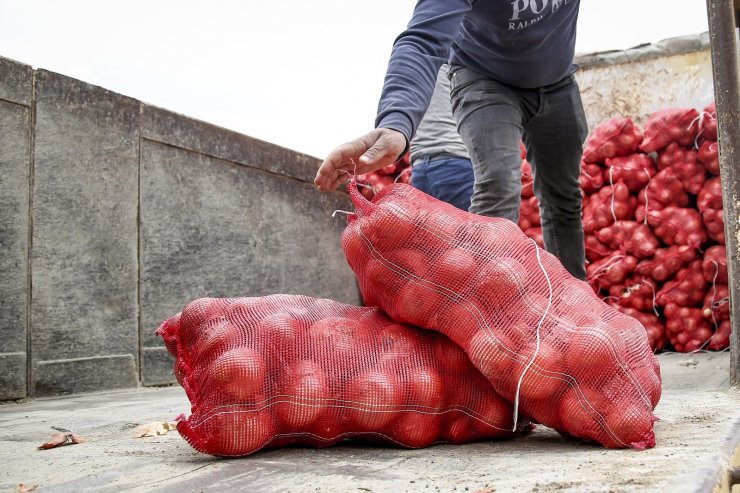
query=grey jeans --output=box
[448,65,588,280]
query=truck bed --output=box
[1,352,738,493]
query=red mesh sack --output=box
[626,224,660,259]
[157,295,527,457]
[638,168,689,209]
[697,176,724,212]
[663,303,713,353]
[357,172,396,199]
[709,320,731,351]
[608,275,660,315]
[655,260,708,308]
[585,233,612,262]
[521,159,534,199]
[634,198,663,225]
[607,302,665,352]
[702,207,725,245]
[635,245,697,283]
[341,183,661,449]
[698,101,718,142]
[656,142,706,195]
[702,245,728,284]
[397,166,412,184]
[586,250,638,291]
[701,281,732,351]
[523,226,544,248]
[703,284,730,325]
[594,221,639,251]
[580,162,605,194]
[518,196,540,231]
[360,172,395,191]
[582,116,643,164]
[646,207,707,249]
[595,221,659,260]
[604,153,656,192]
[376,162,401,176]
[639,108,701,153]
[582,183,637,233]
[697,140,720,176]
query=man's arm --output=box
[315,1,471,191]
[375,1,471,142]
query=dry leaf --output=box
[17,484,38,493]
[134,421,178,438]
[38,427,86,450]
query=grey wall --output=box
[0,55,360,399]
[0,58,32,400]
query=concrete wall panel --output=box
[31,70,140,395]
[141,104,318,183]
[139,138,359,385]
[0,56,32,106]
[0,56,32,400]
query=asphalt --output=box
[1,352,738,493]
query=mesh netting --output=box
[341,183,662,449]
[639,107,701,153]
[157,294,528,457]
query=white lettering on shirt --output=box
[509,0,572,31]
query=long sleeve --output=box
[375,0,472,142]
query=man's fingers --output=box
[315,135,375,190]
[315,147,353,188]
[360,129,407,166]
[314,129,406,192]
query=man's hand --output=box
[314,128,407,191]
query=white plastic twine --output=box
[688,111,709,149]
[694,260,723,354]
[591,254,625,281]
[709,260,720,330]
[687,112,704,133]
[331,210,355,218]
[331,165,360,219]
[626,279,659,317]
[512,239,553,431]
[647,280,659,317]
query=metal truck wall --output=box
[0,55,360,399]
[575,36,714,130]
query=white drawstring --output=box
[512,239,552,431]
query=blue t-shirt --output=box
[376,0,581,143]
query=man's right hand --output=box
[314,128,407,192]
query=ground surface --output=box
[1,352,738,493]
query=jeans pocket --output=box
[447,64,464,81]
[448,66,478,98]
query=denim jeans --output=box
[448,65,588,280]
[411,156,475,212]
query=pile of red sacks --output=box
[518,103,729,353]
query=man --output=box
[410,63,475,212]
[314,1,588,280]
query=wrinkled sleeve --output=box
[375,0,472,142]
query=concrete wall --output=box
[0,55,360,399]
[575,33,714,131]
[0,57,32,400]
